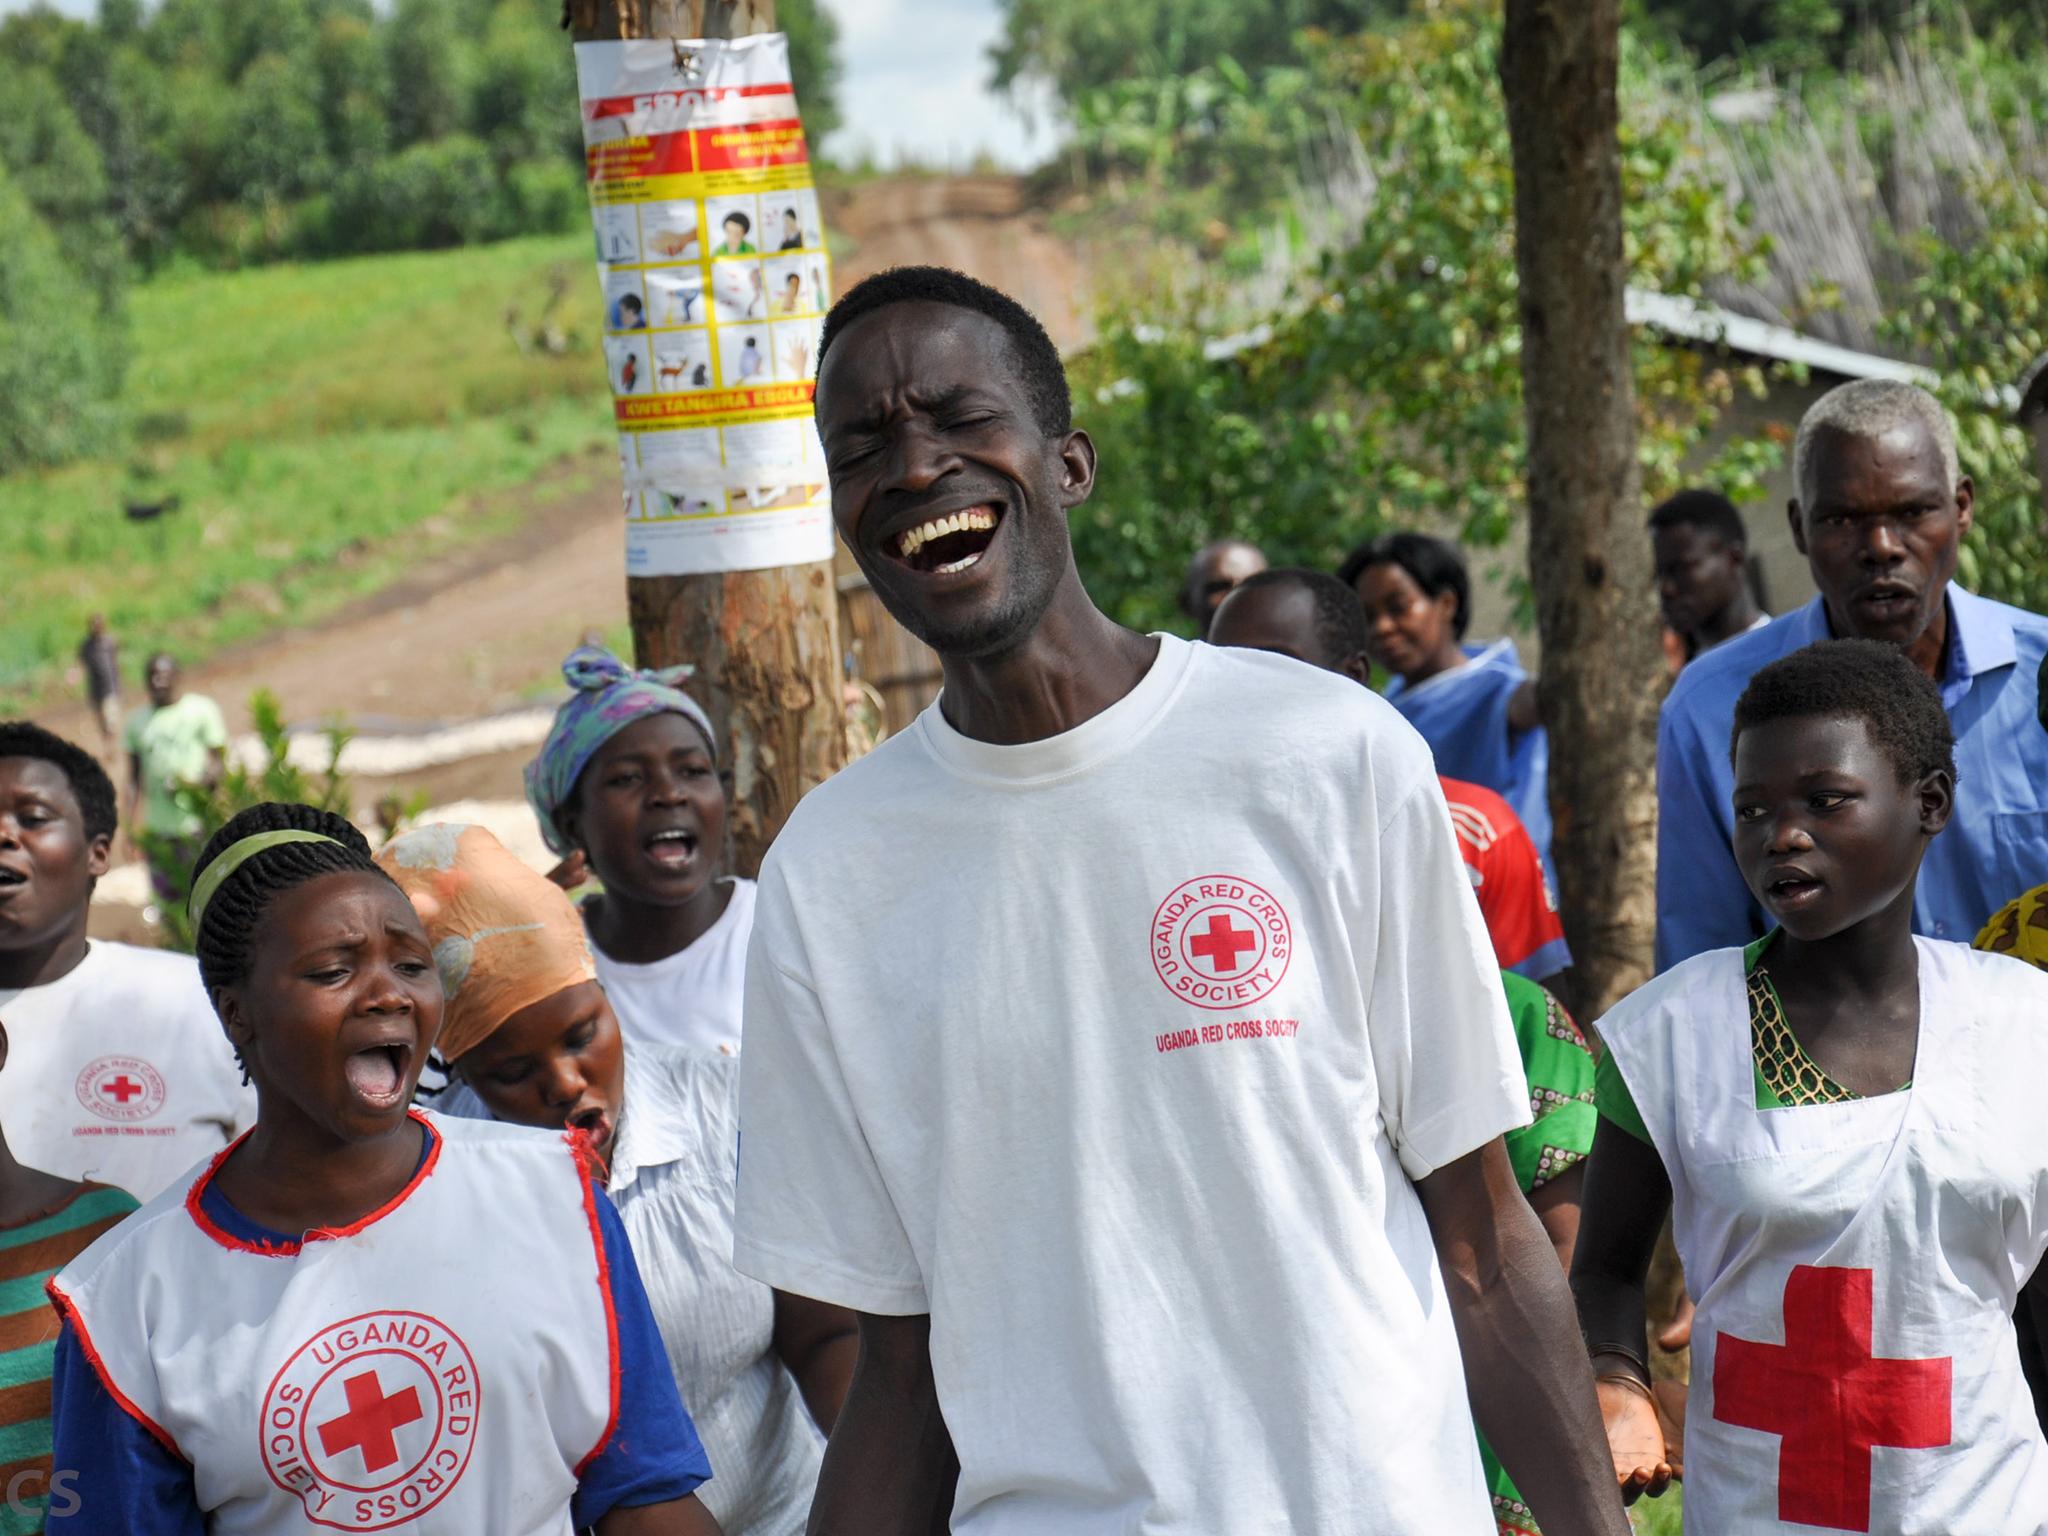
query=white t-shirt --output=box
[588,878,755,1057]
[733,635,1526,1535]
[0,941,254,1200]
[437,1046,824,1533]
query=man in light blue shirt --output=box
[1656,378,2048,970]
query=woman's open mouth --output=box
[645,827,698,871]
[568,1104,614,1155]
[343,1043,412,1111]
[890,505,1002,576]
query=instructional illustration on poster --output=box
[576,34,834,576]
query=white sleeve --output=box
[1367,781,1531,1181]
[731,864,927,1314]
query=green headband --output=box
[188,830,343,932]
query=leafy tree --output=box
[224,52,332,207]
[63,43,189,265]
[992,0,1392,105]
[1636,0,2047,67]
[0,163,123,473]
[1070,5,1782,635]
[783,0,843,146]
[313,13,392,166]
[470,0,578,165]
[382,0,476,150]
[1885,173,2048,612]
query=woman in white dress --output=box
[380,822,854,1536]
[527,646,756,1058]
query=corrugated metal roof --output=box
[1623,288,1937,385]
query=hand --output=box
[1656,1291,1694,1352]
[1596,1376,1677,1504]
[546,850,590,891]
[1651,1378,1688,1478]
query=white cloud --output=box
[819,0,1059,171]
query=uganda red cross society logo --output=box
[73,1056,165,1123]
[262,1311,481,1531]
[1151,875,1293,1009]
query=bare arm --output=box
[1569,1118,1680,1500]
[596,1495,724,1536]
[1507,678,1542,733]
[1529,1159,1584,1274]
[772,1290,859,1434]
[127,752,144,828]
[1416,1138,1630,1536]
[807,1312,957,1536]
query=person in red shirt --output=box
[1207,569,1573,995]
[1442,775,1571,988]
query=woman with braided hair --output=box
[43,803,725,1535]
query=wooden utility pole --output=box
[566,0,845,875]
[1500,0,1660,1019]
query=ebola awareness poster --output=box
[576,35,835,576]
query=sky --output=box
[818,0,1058,171]
[0,0,1062,172]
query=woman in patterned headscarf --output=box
[378,823,854,1536]
[525,645,755,1058]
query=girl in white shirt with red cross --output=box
[45,803,725,1536]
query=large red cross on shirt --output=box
[1713,1264,1951,1532]
[100,1075,145,1104]
[317,1369,425,1475]
[1188,913,1257,975]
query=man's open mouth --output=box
[343,1043,411,1109]
[0,866,26,889]
[890,505,1001,575]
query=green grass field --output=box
[0,233,616,708]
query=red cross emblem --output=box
[1151,876,1293,1009]
[262,1311,479,1530]
[1187,913,1259,976]
[317,1369,425,1475]
[74,1055,165,1123]
[1713,1264,1951,1532]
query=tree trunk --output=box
[1500,0,1659,1019]
[569,0,846,876]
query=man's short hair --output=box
[1336,531,1471,639]
[724,210,751,234]
[1793,379,1960,509]
[1648,488,1747,547]
[817,266,1072,436]
[0,721,119,842]
[1227,568,1371,669]
[1731,638,1955,785]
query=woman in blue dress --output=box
[1341,531,1551,866]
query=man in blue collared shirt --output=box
[1657,378,2048,970]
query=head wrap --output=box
[374,823,596,1063]
[1977,883,2048,973]
[524,645,717,857]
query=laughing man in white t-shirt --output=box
[0,723,252,1201]
[731,268,1630,1535]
